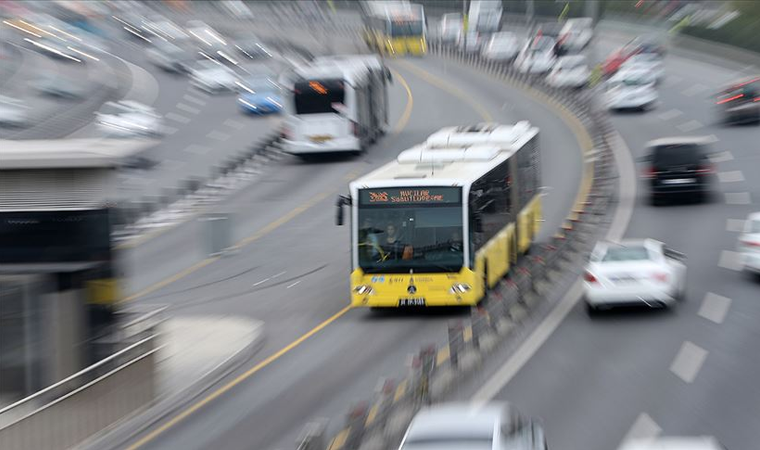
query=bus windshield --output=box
[390,20,424,37]
[357,188,463,273]
[293,79,345,115]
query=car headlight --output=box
[450,283,471,294]
[353,285,374,295]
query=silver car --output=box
[399,402,547,450]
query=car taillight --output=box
[352,121,359,136]
[696,164,714,175]
[742,239,760,247]
[584,272,597,283]
[643,166,657,179]
[716,93,743,105]
[281,126,291,140]
[652,272,668,283]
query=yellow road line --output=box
[365,403,380,426]
[327,428,350,450]
[125,305,352,450]
[394,59,494,122]
[393,379,408,402]
[391,68,413,134]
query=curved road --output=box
[96,10,588,450]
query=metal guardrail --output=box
[294,43,618,450]
[0,336,158,436]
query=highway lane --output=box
[467,29,760,450]
[102,42,588,450]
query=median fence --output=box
[295,44,618,450]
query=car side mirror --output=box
[335,195,350,226]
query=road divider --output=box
[296,42,619,450]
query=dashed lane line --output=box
[176,103,201,114]
[718,250,743,271]
[725,192,751,205]
[184,144,210,155]
[726,218,746,232]
[165,112,191,124]
[183,94,207,106]
[669,341,708,384]
[657,109,682,121]
[710,151,734,163]
[206,130,231,141]
[223,119,245,130]
[698,293,732,324]
[618,413,662,449]
[718,170,745,183]
[676,119,703,132]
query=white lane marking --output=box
[676,119,703,132]
[183,94,207,106]
[272,271,286,278]
[286,280,301,289]
[710,151,734,163]
[726,218,746,232]
[718,250,742,271]
[725,192,751,205]
[718,170,745,183]
[669,341,708,383]
[223,119,245,130]
[698,293,732,324]
[176,103,201,114]
[657,109,682,120]
[206,130,231,141]
[252,278,270,287]
[473,132,638,404]
[163,125,178,135]
[618,413,662,449]
[165,112,191,124]
[681,83,707,97]
[184,144,210,155]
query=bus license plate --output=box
[399,298,425,307]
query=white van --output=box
[281,55,391,156]
[468,0,502,34]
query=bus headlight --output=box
[353,285,374,296]
[450,283,471,294]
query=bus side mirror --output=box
[386,68,393,82]
[335,195,351,226]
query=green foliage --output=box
[682,14,760,54]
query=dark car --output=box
[640,137,715,205]
[716,77,760,125]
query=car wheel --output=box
[650,195,662,206]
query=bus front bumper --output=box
[350,269,482,307]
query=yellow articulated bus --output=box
[361,1,427,57]
[336,122,542,308]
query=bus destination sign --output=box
[360,187,460,205]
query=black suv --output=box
[716,78,760,125]
[640,138,715,205]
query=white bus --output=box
[336,122,542,308]
[281,55,391,157]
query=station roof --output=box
[0,138,158,170]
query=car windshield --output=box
[652,144,705,166]
[601,246,651,262]
[357,188,464,273]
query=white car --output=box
[96,101,163,137]
[738,212,760,275]
[606,68,658,111]
[481,32,521,62]
[621,53,665,83]
[190,60,239,93]
[547,54,590,88]
[0,95,30,127]
[398,403,547,450]
[584,239,686,313]
[559,17,593,51]
[515,37,556,74]
[620,436,724,450]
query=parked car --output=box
[621,53,665,84]
[715,77,760,125]
[639,136,716,204]
[547,54,590,89]
[146,41,196,73]
[559,17,593,52]
[459,30,483,53]
[481,32,521,62]
[515,36,556,74]
[398,402,548,450]
[584,239,687,314]
[96,100,164,137]
[738,212,760,276]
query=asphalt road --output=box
[471,27,760,450]
[103,13,585,450]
